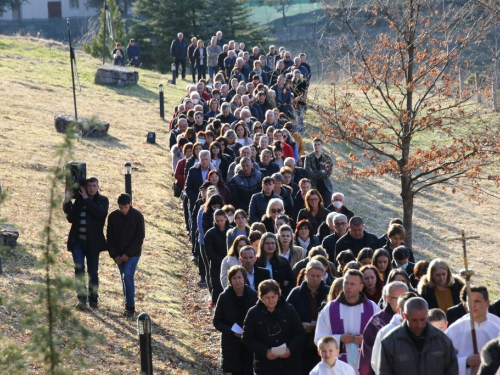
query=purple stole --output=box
[329,299,374,362]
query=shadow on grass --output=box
[97,80,158,101]
[83,134,130,150]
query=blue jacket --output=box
[126,44,140,60]
[170,38,188,59]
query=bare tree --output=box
[311,0,500,246]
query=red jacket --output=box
[174,158,187,190]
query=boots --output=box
[123,306,135,319]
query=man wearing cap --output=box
[126,39,141,67]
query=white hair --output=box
[199,150,211,159]
[266,198,284,217]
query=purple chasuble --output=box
[329,299,374,362]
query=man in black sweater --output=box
[107,193,145,318]
[335,216,379,258]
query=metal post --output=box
[137,313,153,375]
[159,84,164,119]
[476,72,482,103]
[124,162,132,200]
[0,256,3,275]
[67,18,78,121]
[102,0,106,65]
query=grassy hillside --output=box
[1,34,500,374]
[0,36,219,374]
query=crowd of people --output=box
[169,31,500,375]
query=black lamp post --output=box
[159,84,164,119]
[124,162,132,200]
[137,313,153,375]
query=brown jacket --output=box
[107,206,145,258]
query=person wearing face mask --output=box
[226,209,251,249]
[392,246,415,276]
[325,192,354,221]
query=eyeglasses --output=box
[335,222,348,226]
[211,205,221,209]
[388,296,399,302]
[308,198,320,202]
[264,242,276,246]
[271,208,282,213]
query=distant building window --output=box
[70,0,79,8]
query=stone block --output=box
[54,114,110,137]
[94,65,139,86]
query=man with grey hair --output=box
[170,32,188,80]
[360,281,409,375]
[216,102,237,124]
[322,213,348,263]
[185,150,214,212]
[215,30,227,47]
[169,116,188,150]
[284,156,309,184]
[228,156,262,210]
[326,192,354,221]
[379,297,458,374]
[226,146,253,181]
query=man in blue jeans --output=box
[106,193,145,318]
[63,177,109,310]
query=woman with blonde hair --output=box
[418,258,464,312]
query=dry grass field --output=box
[1,35,500,374]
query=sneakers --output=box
[123,306,135,319]
[197,277,206,287]
[89,301,98,309]
[75,297,87,311]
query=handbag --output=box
[173,180,182,198]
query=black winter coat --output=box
[242,298,306,374]
[418,275,464,311]
[297,208,330,235]
[228,168,263,211]
[286,281,329,323]
[335,230,379,258]
[249,191,281,224]
[277,185,294,218]
[213,285,258,374]
[294,235,320,254]
[316,221,333,243]
[292,167,309,185]
[324,204,354,221]
[204,224,230,269]
[256,256,295,298]
[322,232,341,264]
[63,193,109,253]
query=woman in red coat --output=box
[174,143,193,190]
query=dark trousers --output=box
[200,244,212,291]
[183,197,190,231]
[195,240,206,278]
[174,58,186,79]
[301,345,320,375]
[72,239,100,303]
[210,265,222,304]
[197,65,206,81]
[190,61,197,82]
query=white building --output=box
[0,0,98,21]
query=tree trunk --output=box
[401,177,414,248]
[282,5,287,27]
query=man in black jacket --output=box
[239,246,271,291]
[63,177,109,310]
[107,193,145,318]
[335,216,379,258]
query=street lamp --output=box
[137,313,153,375]
[158,84,164,119]
[124,162,132,200]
